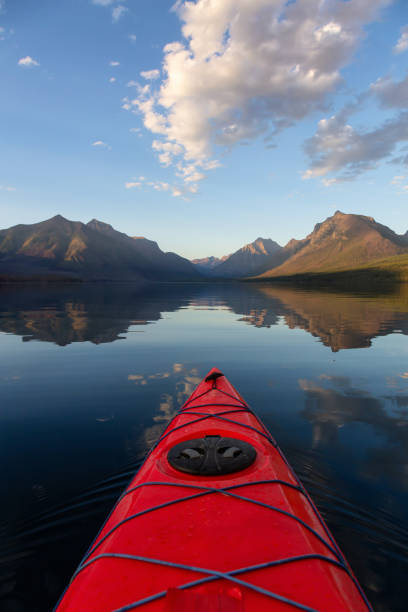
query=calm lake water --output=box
[1,282,407,612]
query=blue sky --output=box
[1,0,408,258]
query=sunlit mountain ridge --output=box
[194,211,408,281]
[257,211,408,279]
[204,237,283,278]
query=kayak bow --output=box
[55,368,372,611]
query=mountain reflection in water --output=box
[0,282,407,612]
[0,282,407,350]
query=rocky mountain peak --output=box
[243,237,281,256]
[258,211,408,279]
[87,219,115,233]
[192,255,229,270]
[45,214,71,225]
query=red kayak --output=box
[55,368,372,611]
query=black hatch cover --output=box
[167,435,256,476]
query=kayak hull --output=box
[55,369,371,611]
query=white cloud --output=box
[112,5,127,22]
[18,56,40,68]
[314,21,343,42]
[152,140,183,166]
[184,171,205,183]
[202,159,221,171]
[303,108,408,182]
[126,174,198,199]
[390,175,408,194]
[0,185,16,192]
[129,34,137,42]
[371,73,408,109]
[125,0,391,193]
[109,77,116,83]
[92,140,111,149]
[140,69,160,80]
[126,179,173,193]
[170,182,199,198]
[153,182,171,191]
[109,60,120,67]
[92,0,128,22]
[304,70,408,183]
[129,127,142,139]
[125,181,141,189]
[394,25,408,54]
[322,178,338,187]
[121,97,132,111]
[126,80,138,87]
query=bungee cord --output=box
[63,374,373,612]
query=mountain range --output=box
[0,211,407,283]
[194,211,408,282]
[0,215,199,282]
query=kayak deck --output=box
[55,369,371,611]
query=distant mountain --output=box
[257,211,408,279]
[0,215,200,282]
[191,255,229,275]
[192,255,229,269]
[198,238,283,278]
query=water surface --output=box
[1,282,407,611]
